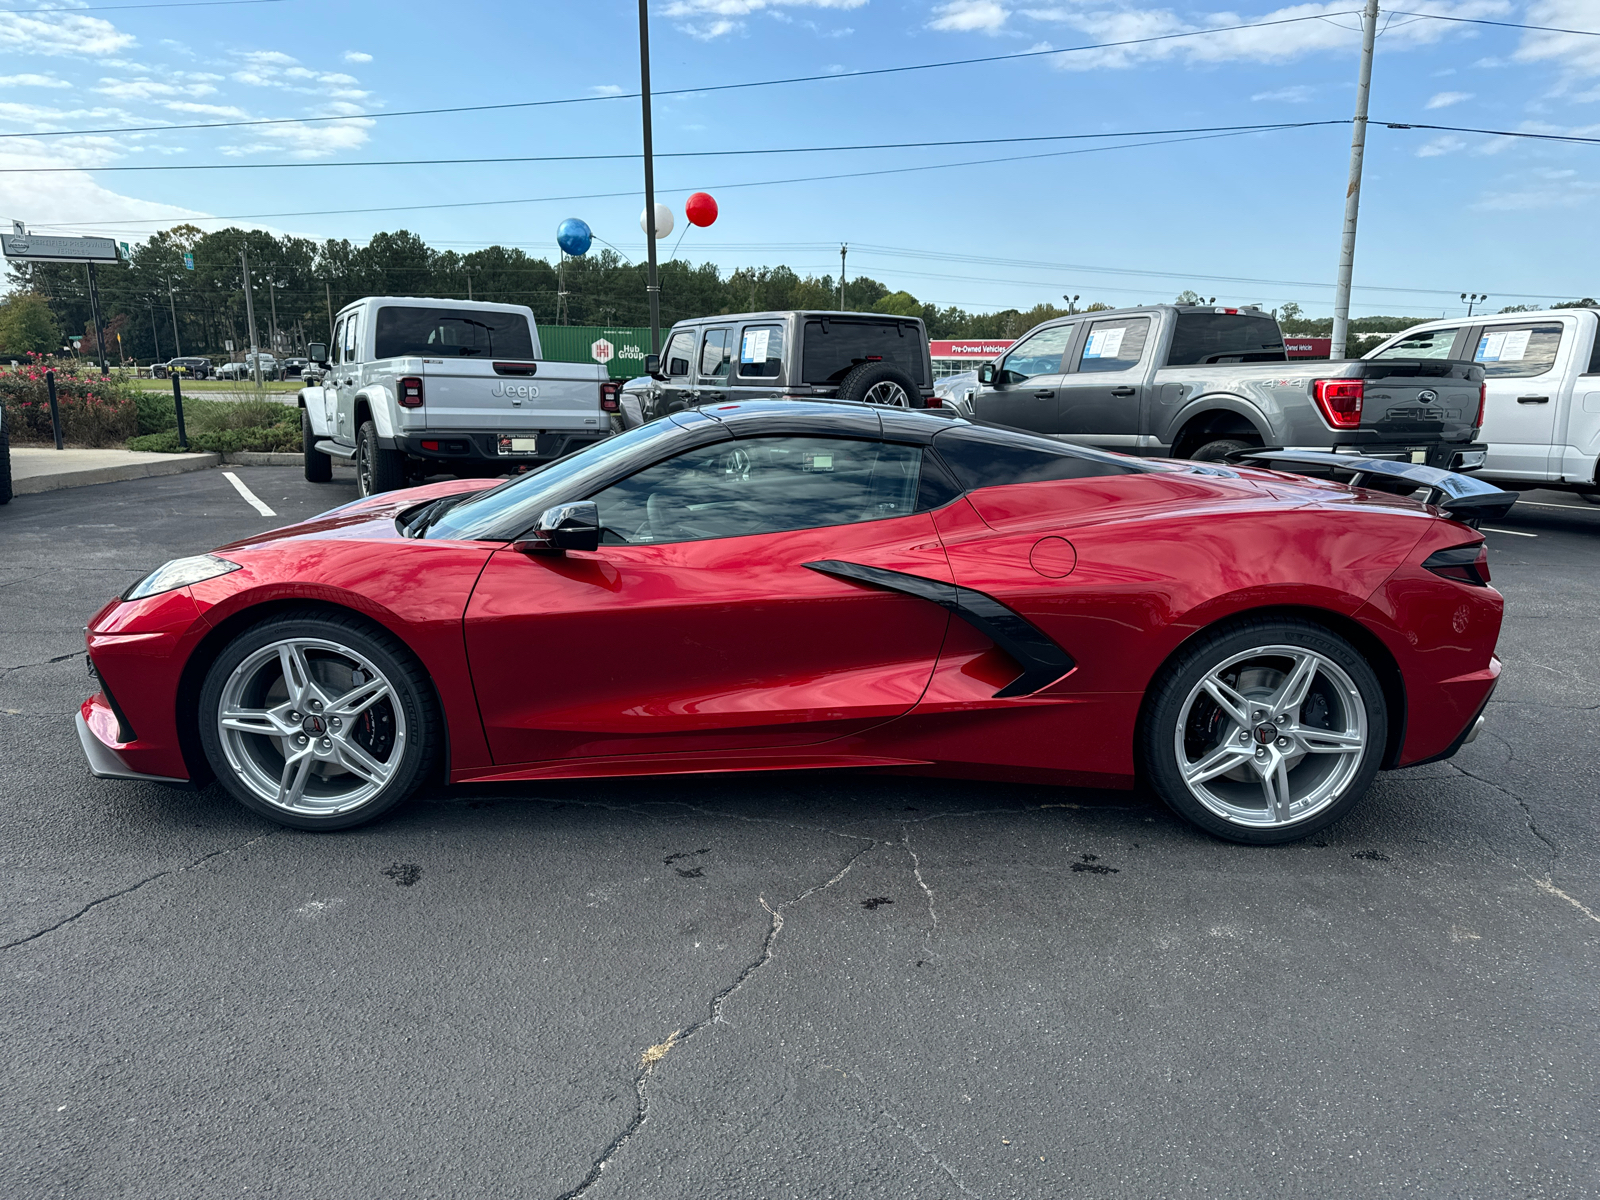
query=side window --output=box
[1075,317,1150,374]
[1372,326,1459,360]
[1474,323,1562,379]
[699,328,731,379]
[1000,324,1074,383]
[663,330,695,378]
[330,317,345,365]
[590,437,925,545]
[1589,325,1600,375]
[737,324,784,378]
[342,312,361,364]
[933,425,1143,490]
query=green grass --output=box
[134,379,302,394]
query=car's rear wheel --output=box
[355,419,406,496]
[302,410,332,482]
[1189,437,1256,463]
[837,361,921,409]
[198,612,437,830]
[1140,618,1386,844]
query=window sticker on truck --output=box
[1477,330,1530,363]
[1084,327,1126,359]
[741,328,770,363]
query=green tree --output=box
[0,294,61,354]
[872,290,923,317]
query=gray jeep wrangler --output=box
[619,310,936,428]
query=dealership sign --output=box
[1285,338,1332,359]
[929,339,1015,359]
[1,233,122,263]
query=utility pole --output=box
[149,302,161,363]
[326,281,334,341]
[84,263,109,374]
[166,275,182,356]
[839,244,848,310]
[638,0,661,354]
[1330,0,1379,360]
[465,271,472,300]
[267,273,280,357]
[240,245,262,390]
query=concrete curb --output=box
[14,452,222,495]
[223,451,352,468]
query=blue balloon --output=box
[556,218,592,257]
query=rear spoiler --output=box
[1226,449,1518,527]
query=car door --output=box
[973,322,1076,432]
[645,327,698,421]
[1471,320,1569,481]
[334,309,362,441]
[728,320,786,404]
[462,434,953,765]
[696,325,735,406]
[1055,315,1153,448]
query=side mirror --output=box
[644,352,663,379]
[516,501,600,554]
[977,362,997,385]
[307,342,328,366]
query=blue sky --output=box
[1,0,1596,319]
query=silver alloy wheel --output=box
[355,437,373,496]
[1173,644,1367,829]
[863,380,911,407]
[215,637,406,816]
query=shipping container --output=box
[537,325,653,380]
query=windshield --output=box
[425,418,693,540]
[374,306,536,359]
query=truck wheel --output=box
[355,420,406,497]
[836,361,921,408]
[0,407,11,505]
[302,410,332,483]
[1189,437,1257,463]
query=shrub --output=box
[126,422,301,454]
[0,357,139,446]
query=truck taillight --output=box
[1475,381,1486,430]
[600,380,621,412]
[398,376,424,408]
[1312,378,1363,429]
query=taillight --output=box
[1312,378,1364,429]
[600,380,621,412]
[1423,543,1490,587]
[1474,381,1486,430]
[398,376,424,407]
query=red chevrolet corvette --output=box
[79,403,1513,844]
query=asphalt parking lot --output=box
[2,466,1596,1200]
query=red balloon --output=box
[684,192,718,228]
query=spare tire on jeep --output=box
[836,361,922,408]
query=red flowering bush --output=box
[0,355,139,446]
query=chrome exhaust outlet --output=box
[1462,714,1485,745]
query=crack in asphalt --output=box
[552,838,880,1200]
[1450,734,1561,863]
[872,1104,982,1198]
[0,652,83,678]
[0,831,277,952]
[903,825,939,961]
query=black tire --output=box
[1188,437,1257,463]
[1139,616,1387,845]
[302,409,332,483]
[355,419,406,496]
[0,406,11,505]
[836,361,922,408]
[197,610,438,831]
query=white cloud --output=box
[1476,170,1600,210]
[1417,135,1466,156]
[343,51,373,63]
[931,0,1008,34]
[1252,85,1314,103]
[591,84,626,96]
[0,11,136,59]
[235,50,298,67]
[1426,90,1474,109]
[664,0,868,39]
[1514,0,1600,79]
[163,102,252,118]
[93,77,218,100]
[0,73,69,88]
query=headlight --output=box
[123,555,242,601]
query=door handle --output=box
[1110,386,1136,397]
[1516,395,1549,404]
[701,392,726,402]
[1033,389,1054,398]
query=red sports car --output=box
[78,403,1513,844]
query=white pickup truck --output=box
[1365,307,1600,499]
[299,297,622,496]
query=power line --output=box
[0,11,1362,142]
[0,120,1347,174]
[1380,120,1600,146]
[0,0,290,12]
[1385,10,1600,37]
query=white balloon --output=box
[639,203,674,238]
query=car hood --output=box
[215,477,501,553]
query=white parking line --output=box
[1515,499,1598,511]
[1482,527,1536,537]
[222,471,276,517]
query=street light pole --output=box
[167,274,182,357]
[839,243,847,310]
[1330,0,1379,360]
[638,0,661,354]
[240,245,262,390]
[1461,292,1487,317]
[267,273,280,357]
[1063,293,1080,315]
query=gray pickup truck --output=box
[970,304,1487,470]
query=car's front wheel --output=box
[198,612,437,830]
[302,410,332,482]
[1140,618,1386,844]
